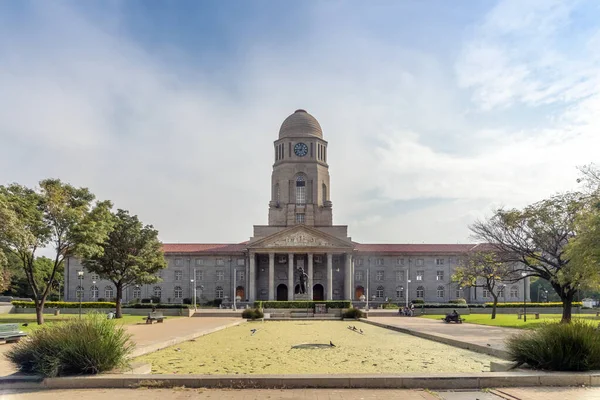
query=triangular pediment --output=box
[248,225,353,250]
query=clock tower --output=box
[268,109,333,227]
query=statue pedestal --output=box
[294,293,310,301]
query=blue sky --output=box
[0,0,599,244]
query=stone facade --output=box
[64,110,530,305]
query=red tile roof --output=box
[163,242,486,254]
[162,243,247,254]
[354,243,480,253]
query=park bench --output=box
[517,312,540,319]
[442,314,464,324]
[0,323,27,343]
[144,311,166,324]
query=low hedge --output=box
[127,303,189,309]
[254,301,352,309]
[449,299,467,304]
[486,302,582,308]
[11,301,189,309]
[12,301,116,309]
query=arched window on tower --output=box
[322,183,327,205]
[296,176,306,205]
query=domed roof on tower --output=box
[278,109,323,139]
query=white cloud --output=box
[0,1,598,246]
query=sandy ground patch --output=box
[137,320,502,374]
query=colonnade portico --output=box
[247,250,353,303]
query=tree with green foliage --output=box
[81,209,166,318]
[0,179,113,324]
[470,192,592,323]
[452,251,516,319]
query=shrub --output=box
[141,298,152,304]
[449,299,467,304]
[6,312,134,377]
[128,303,189,309]
[253,301,352,309]
[242,308,264,320]
[506,320,600,371]
[96,298,106,302]
[382,303,399,309]
[150,296,161,304]
[204,299,223,307]
[411,299,425,304]
[343,308,365,319]
[487,302,582,308]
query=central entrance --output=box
[276,284,288,301]
[313,284,324,301]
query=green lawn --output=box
[420,313,600,329]
[0,313,163,333]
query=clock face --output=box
[294,142,309,157]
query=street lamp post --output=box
[233,267,237,311]
[190,279,197,310]
[366,267,370,311]
[521,272,527,322]
[77,271,84,319]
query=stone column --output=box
[288,253,294,301]
[345,254,352,300]
[268,253,275,301]
[327,253,333,300]
[307,253,314,300]
[249,252,256,303]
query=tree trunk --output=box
[116,284,123,318]
[491,294,498,319]
[561,292,574,324]
[35,301,45,325]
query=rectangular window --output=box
[456,289,462,298]
[296,213,305,223]
[278,255,287,264]
[310,142,313,158]
[195,270,204,281]
[376,286,384,298]
[216,258,224,266]
[436,258,444,265]
[436,271,444,281]
[356,258,363,266]
[416,259,424,266]
[196,259,203,266]
[174,270,183,281]
[216,286,224,299]
[396,288,404,299]
[236,270,245,281]
[397,258,404,265]
[289,142,291,157]
[175,259,183,266]
[314,256,322,263]
[416,270,424,281]
[376,258,384,266]
[355,270,364,281]
[376,270,384,281]
[483,289,490,298]
[237,258,245,266]
[396,270,404,281]
[90,274,99,281]
[216,271,225,281]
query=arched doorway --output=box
[313,284,324,301]
[277,284,288,301]
[236,286,245,299]
[355,286,364,300]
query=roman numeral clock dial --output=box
[294,142,308,157]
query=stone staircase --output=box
[265,309,341,320]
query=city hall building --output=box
[65,110,529,305]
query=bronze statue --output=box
[297,267,308,294]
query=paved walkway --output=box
[368,317,520,358]
[2,388,600,399]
